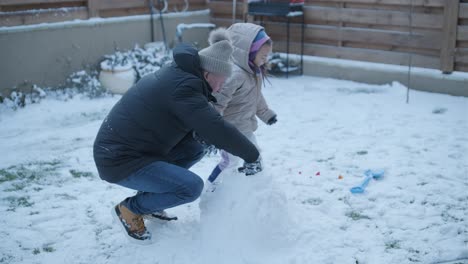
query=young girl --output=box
[206,23,277,188]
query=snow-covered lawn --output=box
[1,76,467,264]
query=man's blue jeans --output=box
[116,135,205,215]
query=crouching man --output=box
[93,40,262,244]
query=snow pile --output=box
[199,170,290,263]
[100,43,171,79]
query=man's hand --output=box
[238,158,262,176]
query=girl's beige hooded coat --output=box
[211,23,276,134]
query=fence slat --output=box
[208,1,243,17]
[95,0,147,10]
[458,26,468,41]
[306,0,446,7]
[440,0,459,73]
[273,41,440,68]
[455,48,468,63]
[94,0,206,12]
[262,22,440,50]
[303,6,443,29]
[87,0,98,18]
[0,0,82,5]
[0,7,87,27]
[459,3,468,19]
[455,64,468,72]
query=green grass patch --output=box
[302,197,323,206]
[0,254,14,263]
[5,196,34,211]
[55,193,77,200]
[0,160,63,191]
[4,182,27,192]
[385,240,401,250]
[1,160,62,180]
[32,245,56,254]
[69,169,94,178]
[0,169,18,183]
[42,246,55,253]
[346,211,371,221]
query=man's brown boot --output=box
[112,201,152,244]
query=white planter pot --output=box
[99,61,136,94]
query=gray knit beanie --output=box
[199,39,233,76]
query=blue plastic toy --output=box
[350,169,385,194]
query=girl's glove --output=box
[267,115,277,125]
[238,158,262,176]
[204,144,218,156]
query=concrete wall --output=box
[0,10,211,95]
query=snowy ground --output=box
[1,76,467,264]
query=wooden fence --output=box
[1,0,467,73]
[209,0,468,73]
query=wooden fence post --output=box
[88,0,99,18]
[243,0,251,22]
[440,0,459,73]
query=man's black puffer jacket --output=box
[93,43,259,183]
